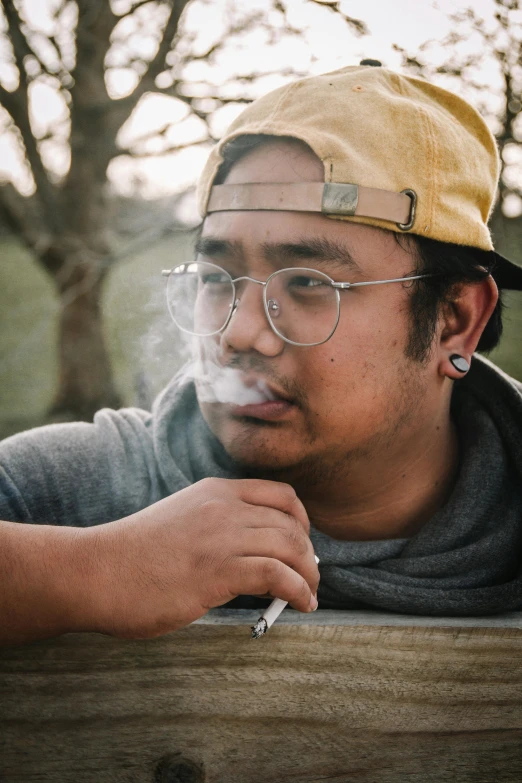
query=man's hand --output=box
[87,478,320,640]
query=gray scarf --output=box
[151,355,522,616]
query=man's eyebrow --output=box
[261,238,362,272]
[194,236,243,260]
[195,235,362,273]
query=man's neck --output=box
[289,412,460,542]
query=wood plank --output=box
[1,609,522,783]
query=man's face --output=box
[196,140,435,483]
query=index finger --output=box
[232,478,310,535]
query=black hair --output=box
[213,134,302,185]
[399,235,503,363]
[213,133,504,361]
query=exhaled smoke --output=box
[138,285,277,407]
[175,337,277,406]
[137,278,187,406]
[139,256,283,408]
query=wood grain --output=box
[1,609,522,783]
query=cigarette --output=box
[251,555,319,639]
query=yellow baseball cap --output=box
[197,62,522,289]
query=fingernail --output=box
[309,593,318,611]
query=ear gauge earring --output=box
[449,354,470,374]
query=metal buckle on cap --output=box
[397,189,416,231]
[321,183,359,216]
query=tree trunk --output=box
[50,262,122,421]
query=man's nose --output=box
[220,281,285,356]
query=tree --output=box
[0,0,367,420]
[393,0,522,257]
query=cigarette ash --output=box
[251,618,268,639]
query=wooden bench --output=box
[2,609,522,782]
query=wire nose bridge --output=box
[229,275,267,315]
[232,275,266,287]
[227,274,283,339]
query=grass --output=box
[1,235,522,439]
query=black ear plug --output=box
[450,355,470,373]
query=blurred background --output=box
[0,0,521,439]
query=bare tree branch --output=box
[0,81,21,114]
[9,25,57,80]
[308,0,368,36]
[120,121,174,149]
[116,0,190,117]
[184,94,251,104]
[178,10,265,65]
[120,137,211,156]
[52,0,70,20]
[1,0,36,87]
[0,0,68,84]
[0,1,61,231]
[30,30,68,80]
[498,68,519,148]
[212,66,307,83]
[116,0,158,20]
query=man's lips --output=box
[263,381,295,404]
[229,376,298,420]
[243,375,297,403]
[229,398,297,421]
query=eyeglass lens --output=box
[166,262,340,345]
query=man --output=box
[2,62,522,646]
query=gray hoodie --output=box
[1,354,521,616]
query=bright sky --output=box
[0,0,519,214]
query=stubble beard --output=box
[212,355,428,492]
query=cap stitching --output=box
[427,109,439,233]
[417,105,436,232]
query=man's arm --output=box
[0,520,99,645]
[0,478,320,647]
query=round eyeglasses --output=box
[162,262,433,347]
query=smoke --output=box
[136,278,187,406]
[139,301,278,406]
[136,255,280,408]
[113,226,276,409]
[174,337,277,405]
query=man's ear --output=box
[438,276,498,379]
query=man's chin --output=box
[207,410,358,488]
[210,417,303,471]
[221,431,303,473]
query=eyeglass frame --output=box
[161,263,435,348]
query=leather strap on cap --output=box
[206,182,415,227]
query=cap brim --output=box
[491,251,522,291]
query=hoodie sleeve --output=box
[0,407,162,527]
